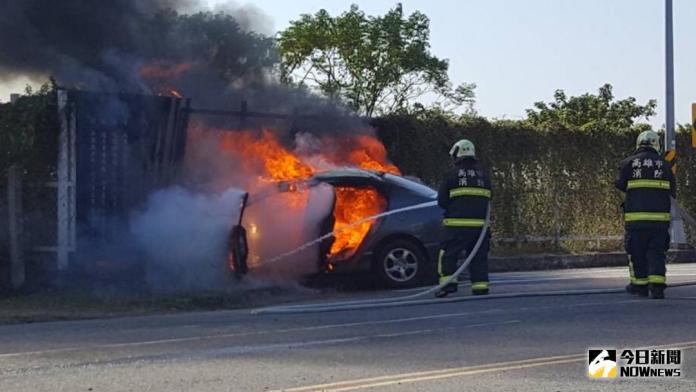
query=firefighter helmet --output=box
[636,130,660,151]
[450,139,476,160]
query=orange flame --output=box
[138,60,192,97]
[139,61,193,80]
[190,123,400,263]
[169,89,183,98]
[324,134,401,175]
[219,130,314,183]
[346,135,400,175]
[329,186,386,259]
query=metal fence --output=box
[14,90,190,281]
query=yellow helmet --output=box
[449,139,476,159]
[636,130,660,151]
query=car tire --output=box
[374,239,427,289]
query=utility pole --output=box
[665,0,675,151]
[665,0,687,245]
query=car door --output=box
[228,182,336,277]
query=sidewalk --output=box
[490,249,696,272]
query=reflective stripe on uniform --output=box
[648,275,666,284]
[449,187,491,198]
[624,212,671,222]
[627,179,671,190]
[631,277,649,286]
[437,249,445,278]
[443,218,486,227]
[471,281,489,290]
[439,275,453,285]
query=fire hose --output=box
[252,206,494,314]
[254,200,441,268]
[252,199,696,315]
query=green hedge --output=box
[374,115,696,252]
[2,88,693,255]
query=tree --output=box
[278,3,475,117]
[525,84,657,132]
[0,83,57,178]
[166,11,279,87]
[676,123,693,134]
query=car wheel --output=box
[375,239,426,288]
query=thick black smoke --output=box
[0,0,378,292]
[0,0,276,95]
[0,0,366,130]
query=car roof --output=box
[312,168,385,182]
[311,168,436,198]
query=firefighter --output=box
[435,139,491,298]
[615,130,676,299]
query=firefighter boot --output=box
[435,283,458,298]
[625,283,648,297]
[649,283,666,299]
[471,281,489,296]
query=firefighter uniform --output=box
[436,156,491,297]
[615,143,676,299]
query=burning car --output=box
[229,168,445,288]
[188,125,444,287]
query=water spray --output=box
[255,200,439,268]
[251,206,491,314]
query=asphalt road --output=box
[3,264,696,392]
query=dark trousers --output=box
[438,228,490,289]
[625,228,670,286]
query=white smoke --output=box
[127,180,335,292]
[130,186,245,292]
[244,182,335,282]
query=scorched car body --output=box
[229,169,446,288]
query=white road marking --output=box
[0,298,640,358]
[278,341,696,392]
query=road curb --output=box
[490,249,696,272]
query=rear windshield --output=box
[383,174,437,198]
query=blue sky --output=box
[226,0,696,127]
[2,0,694,127]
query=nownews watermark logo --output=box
[588,350,617,378]
[588,348,682,379]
